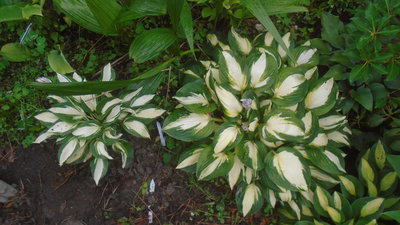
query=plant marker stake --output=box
[149,179,155,193]
[156,121,166,146]
[148,208,154,224]
[19,23,33,45]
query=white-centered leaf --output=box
[93,158,106,185]
[105,105,121,122]
[311,167,339,184]
[302,111,313,135]
[222,51,246,91]
[248,118,259,132]
[333,192,342,210]
[242,183,261,216]
[245,167,253,184]
[132,108,165,119]
[101,98,121,114]
[288,201,301,220]
[102,63,112,81]
[319,115,346,130]
[296,48,317,66]
[231,27,252,55]
[104,129,122,139]
[228,156,245,189]
[33,131,53,143]
[72,123,100,138]
[164,113,211,132]
[95,141,113,160]
[215,85,243,117]
[122,87,143,103]
[35,112,58,123]
[78,94,97,111]
[274,74,305,98]
[327,206,342,223]
[66,140,87,164]
[305,67,317,80]
[48,95,67,103]
[269,189,277,208]
[207,33,218,46]
[278,32,290,58]
[264,32,274,46]
[278,188,292,202]
[176,148,203,169]
[131,94,155,107]
[245,141,259,170]
[50,106,85,116]
[124,120,150,138]
[72,72,83,82]
[198,153,229,180]
[273,151,308,190]
[327,131,350,145]
[310,133,328,147]
[48,121,75,134]
[324,150,346,172]
[250,53,268,88]
[57,73,70,82]
[174,92,209,106]
[59,138,79,166]
[214,126,239,153]
[305,78,334,109]
[360,198,384,217]
[265,113,304,140]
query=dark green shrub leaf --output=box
[321,12,345,49]
[350,87,373,111]
[387,154,400,178]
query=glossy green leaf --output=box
[369,83,388,109]
[48,50,75,74]
[321,12,345,48]
[386,62,400,81]
[349,64,367,83]
[351,87,373,111]
[387,154,400,178]
[0,42,30,62]
[129,28,177,63]
[382,210,400,222]
[119,0,166,22]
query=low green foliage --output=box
[163,28,350,216]
[33,64,165,184]
[281,140,400,225]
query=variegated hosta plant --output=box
[283,141,400,225]
[34,64,165,184]
[163,28,351,216]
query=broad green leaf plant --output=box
[163,28,351,216]
[33,64,165,184]
[283,141,400,225]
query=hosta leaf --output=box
[129,28,177,63]
[229,27,252,55]
[174,79,216,113]
[123,118,150,139]
[214,85,243,117]
[65,140,90,164]
[212,123,242,154]
[196,147,233,180]
[101,63,115,81]
[273,68,308,106]
[129,106,165,120]
[263,109,305,142]
[305,77,338,115]
[176,146,204,170]
[219,51,247,91]
[58,138,79,166]
[313,186,334,217]
[327,206,344,223]
[306,148,346,175]
[46,121,76,135]
[34,111,58,124]
[327,130,350,146]
[339,175,364,198]
[130,94,154,107]
[90,158,109,185]
[112,141,133,168]
[372,140,385,170]
[380,172,398,192]
[310,166,340,186]
[236,140,266,171]
[292,46,318,68]
[163,110,215,142]
[72,121,101,139]
[248,51,277,90]
[228,156,245,189]
[266,148,310,191]
[319,114,347,131]
[92,141,113,160]
[240,183,263,216]
[353,197,384,218]
[360,158,375,183]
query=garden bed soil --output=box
[0,139,270,225]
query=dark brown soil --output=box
[0,138,270,225]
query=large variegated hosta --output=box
[34,64,165,184]
[163,28,351,216]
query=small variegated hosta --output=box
[34,64,165,185]
[281,141,399,225]
[163,28,351,216]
